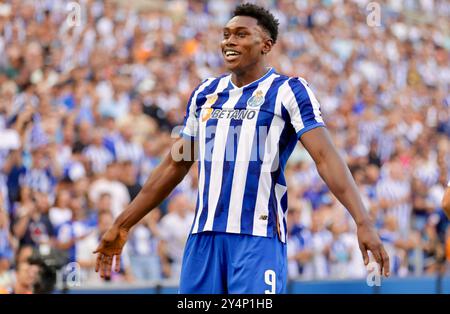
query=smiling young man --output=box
[94,3,390,293]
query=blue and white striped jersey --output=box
[180,68,325,243]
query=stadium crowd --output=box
[0,0,449,292]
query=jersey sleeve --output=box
[282,77,325,139]
[180,78,213,140]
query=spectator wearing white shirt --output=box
[48,188,72,229]
[127,209,162,282]
[89,162,130,218]
[377,157,412,236]
[158,194,194,281]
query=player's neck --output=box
[230,65,270,88]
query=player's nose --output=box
[223,35,238,47]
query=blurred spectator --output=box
[309,211,332,279]
[48,188,72,228]
[89,162,129,218]
[329,222,352,279]
[119,161,142,201]
[83,129,114,175]
[0,206,14,285]
[376,156,412,236]
[56,195,94,264]
[127,209,162,282]
[13,191,56,249]
[158,194,194,280]
[287,206,313,280]
[9,262,38,294]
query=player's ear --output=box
[261,38,273,55]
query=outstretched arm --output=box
[94,137,196,278]
[114,138,195,230]
[300,127,390,277]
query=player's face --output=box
[221,16,272,74]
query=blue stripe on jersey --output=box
[240,76,290,235]
[197,81,234,232]
[212,84,259,232]
[288,78,325,139]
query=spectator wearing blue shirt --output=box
[13,191,56,249]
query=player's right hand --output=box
[94,225,129,279]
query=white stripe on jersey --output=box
[192,76,232,233]
[226,74,279,234]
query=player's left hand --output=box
[357,222,390,277]
[94,225,129,279]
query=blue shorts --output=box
[179,231,287,294]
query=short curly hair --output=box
[232,3,279,44]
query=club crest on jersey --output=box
[247,90,265,108]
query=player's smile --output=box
[223,49,241,63]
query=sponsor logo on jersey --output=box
[201,108,257,121]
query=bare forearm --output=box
[114,141,194,231]
[301,128,371,226]
[316,149,370,226]
[442,188,450,218]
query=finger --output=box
[104,255,112,279]
[95,253,103,273]
[380,247,390,277]
[100,254,111,279]
[359,243,369,265]
[99,255,106,278]
[371,248,383,275]
[114,254,121,273]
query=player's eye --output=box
[223,32,230,39]
[237,32,246,38]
